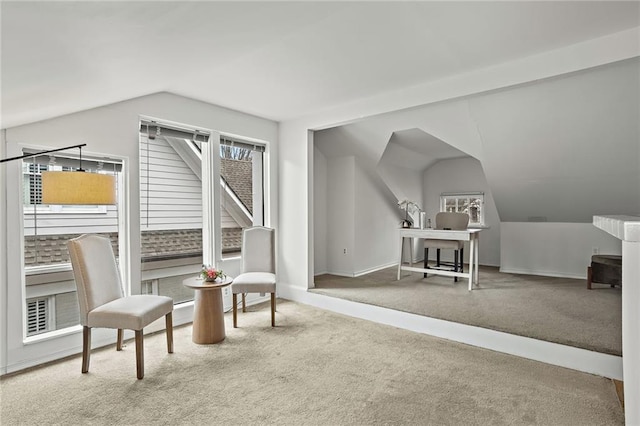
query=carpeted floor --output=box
[0,300,623,425]
[312,266,622,355]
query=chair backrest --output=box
[435,212,469,230]
[241,226,275,274]
[67,234,124,326]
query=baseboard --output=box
[278,285,622,380]
[317,261,402,278]
[316,261,501,278]
[500,267,585,280]
[320,271,356,278]
[354,261,398,277]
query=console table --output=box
[397,228,482,291]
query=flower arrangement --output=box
[201,265,225,282]
[397,199,420,228]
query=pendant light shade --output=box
[42,171,116,205]
[2,143,118,205]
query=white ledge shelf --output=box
[593,214,640,425]
[593,214,640,242]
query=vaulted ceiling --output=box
[2,1,639,129]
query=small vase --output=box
[204,277,218,283]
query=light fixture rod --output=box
[0,143,87,163]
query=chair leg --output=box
[242,293,246,313]
[437,249,441,267]
[116,329,123,351]
[165,312,174,354]
[460,248,464,273]
[454,250,459,282]
[82,326,91,374]
[271,293,276,327]
[587,266,592,290]
[135,330,144,380]
[423,248,428,278]
[233,293,238,328]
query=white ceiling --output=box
[2,1,639,129]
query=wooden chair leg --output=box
[135,330,144,380]
[271,293,276,327]
[233,293,238,328]
[242,293,246,313]
[437,249,441,267]
[82,326,91,374]
[587,266,592,289]
[165,312,174,354]
[116,329,123,351]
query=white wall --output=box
[1,92,278,373]
[313,149,413,277]
[1,129,7,374]
[313,145,328,275]
[423,157,501,266]
[501,222,622,279]
[354,161,400,275]
[325,156,355,276]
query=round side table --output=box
[182,276,233,344]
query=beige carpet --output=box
[312,266,622,355]
[0,300,623,425]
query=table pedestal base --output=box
[192,288,226,344]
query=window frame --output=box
[218,138,266,260]
[6,143,128,352]
[439,192,485,227]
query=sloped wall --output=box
[423,157,501,266]
[470,58,640,222]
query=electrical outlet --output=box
[343,248,347,254]
[592,247,599,255]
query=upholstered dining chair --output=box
[67,234,174,379]
[423,212,470,282]
[231,226,276,328]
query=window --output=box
[219,137,265,258]
[23,163,47,205]
[138,119,268,306]
[22,150,123,338]
[440,192,484,226]
[139,120,209,305]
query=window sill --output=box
[24,324,82,345]
[25,263,72,275]
[469,224,490,229]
